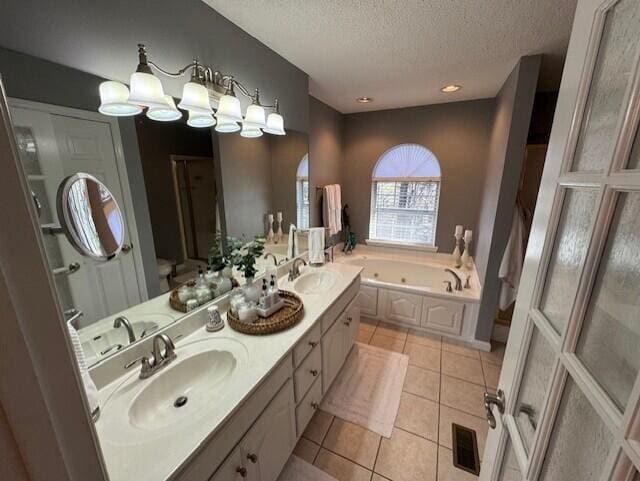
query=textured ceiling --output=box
[203,0,577,113]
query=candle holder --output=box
[461,230,473,269]
[267,214,274,243]
[453,233,463,268]
[276,212,283,243]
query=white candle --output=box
[464,229,473,242]
[267,213,274,222]
[277,212,283,221]
[455,225,463,236]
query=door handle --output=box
[484,389,505,429]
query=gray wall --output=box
[0,0,308,132]
[308,97,344,229]
[270,130,309,229]
[218,135,272,240]
[342,99,495,252]
[474,56,541,342]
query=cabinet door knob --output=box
[311,402,319,410]
[347,316,353,321]
[308,341,318,348]
[236,466,247,477]
[247,453,258,463]
[344,320,351,326]
[310,369,318,377]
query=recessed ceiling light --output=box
[356,96,373,103]
[441,84,462,93]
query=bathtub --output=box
[336,251,481,341]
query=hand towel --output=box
[499,205,527,310]
[308,227,326,264]
[287,223,299,259]
[323,184,342,236]
[332,184,342,235]
[67,324,100,415]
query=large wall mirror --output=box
[6,53,309,368]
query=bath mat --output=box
[320,342,409,438]
[277,455,339,481]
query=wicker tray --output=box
[227,290,304,335]
[169,278,239,313]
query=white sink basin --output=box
[98,336,249,445]
[294,270,339,294]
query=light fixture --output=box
[97,43,285,135]
[177,64,214,115]
[240,122,263,138]
[128,45,168,109]
[98,81,142,116]
[263,99,285,135]
[187,111,216,128]
[146,95,182,121]
[356,96,373,103]
[441,84,462,93]
[215,116,241,133]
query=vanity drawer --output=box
[295,375,323,437]
[293,323,321,367]
[294,344,321,402]
[321,278,361,333]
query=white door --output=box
[9,100,147,326]
[481,0,640,480]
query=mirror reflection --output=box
[10,64,309,367]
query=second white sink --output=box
[294,270,339,294]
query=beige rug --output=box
[320,342,409,438]
[278,455,338,481]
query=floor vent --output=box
[452,423,480,475]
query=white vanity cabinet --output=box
[209,379,296,481]
[321,300,360,394]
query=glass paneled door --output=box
[480,0,640,480]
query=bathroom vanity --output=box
[91,262,362,481]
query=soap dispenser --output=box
[259,279,272,309]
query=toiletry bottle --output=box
[259,279,271,309]
[269,275,279,304]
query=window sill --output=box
[365,239,439,253]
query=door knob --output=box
[484,389,505,429]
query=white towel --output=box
[499,205,527,310]
[308,227,325,264]
[323,184,342,236]
[287,223,299,259]
[67,324,100,415]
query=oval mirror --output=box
[56,173,125,261]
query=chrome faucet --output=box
[324,245,335,263]
[289,257,308,281]
[444,268,463,291]
[264,252,279,265]
[124,333,177,379]
[113,316,136,343]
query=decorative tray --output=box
[227,290,304,335]
[169,278,239,313]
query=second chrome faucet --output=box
[125,333,177,379]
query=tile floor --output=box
[292,319,506,481]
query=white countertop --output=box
[94,261,362,481]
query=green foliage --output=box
[231,236,266,280]
[208,233,243,271]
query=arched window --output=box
[296,154,309,229]
[369,144,441,246]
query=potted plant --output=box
[209,233,242,294]
[232,236,266,302]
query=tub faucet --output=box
[444,269,463,291]
[113,316,136,343]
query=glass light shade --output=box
[240,122,263,138]
[187,112,216,128]
[146,95,182,121]
[215,94,243,122]
[98,81,142,116]
[128,72,168,109]
[263,112,285,135]
[215,115,241,133]
[244,104,266,128]
[177,81,213,115]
